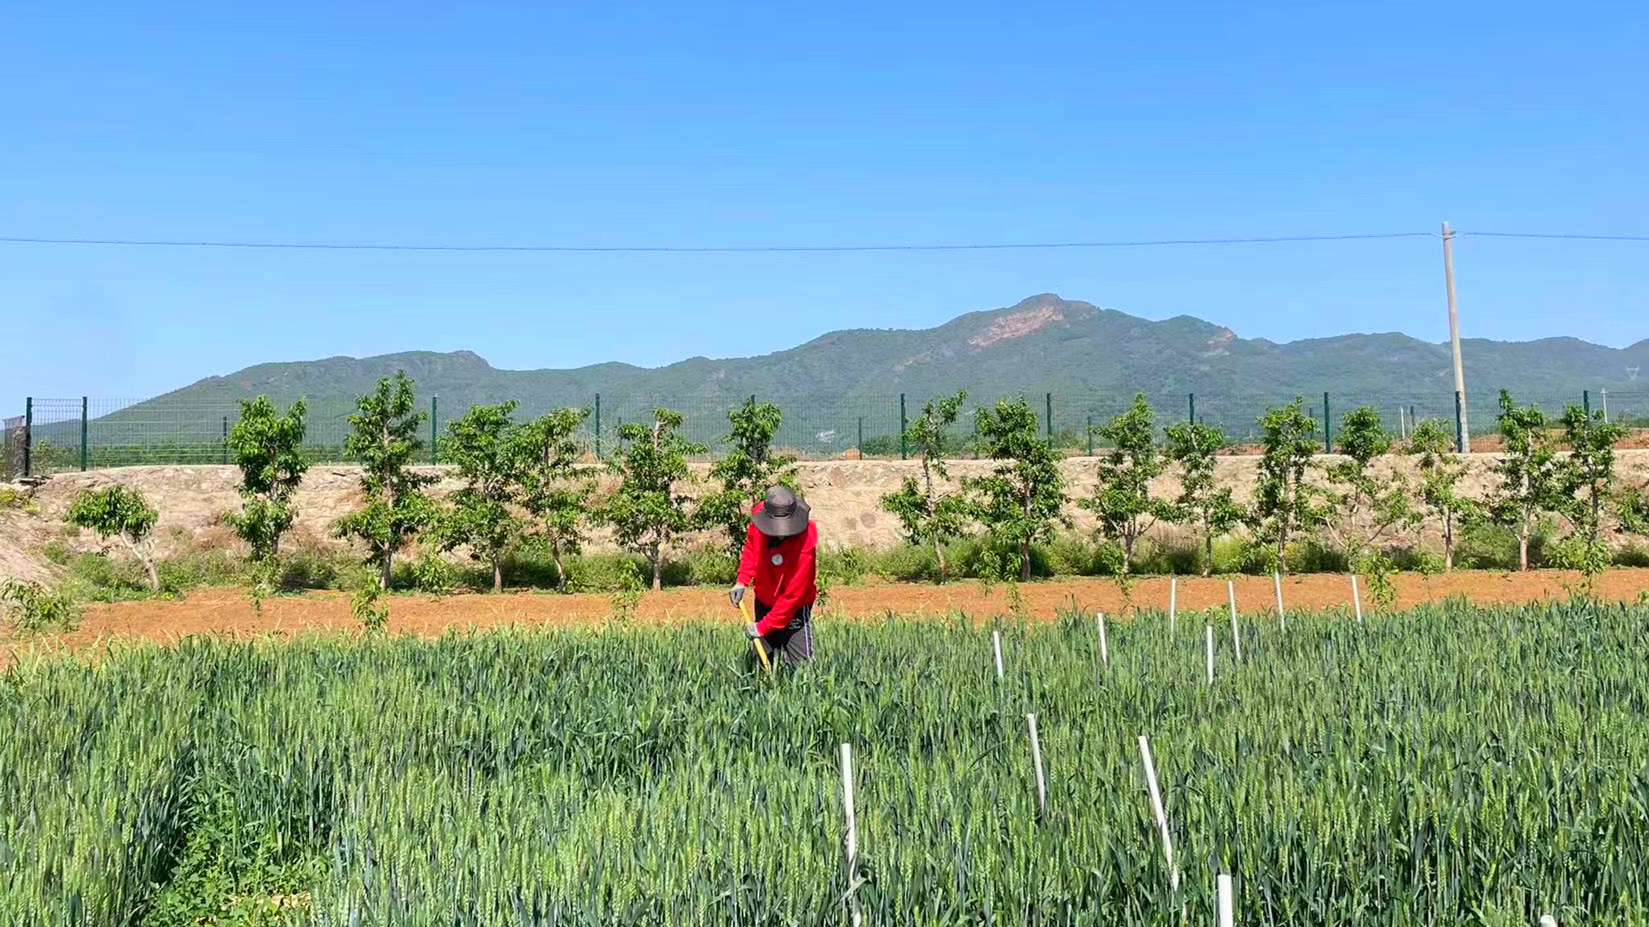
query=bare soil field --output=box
[16,568,1648,653]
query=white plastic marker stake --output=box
[1137,736,1180,896]
[1540,916,1558,927]
[1096,612,1110,668]
[840,744,862,927]
[1168,577,1177,633]
[1351,574,1364,623]
[1227,581,1242,663]
[1027,713,1047,821]
[1217,873,1235,927]
[1205,625,1215,685]
[992,630,1005,680]
[1274,571,1286,631]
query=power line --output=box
[0,231,1435,253]
[1457,231,1649,242]
[1,229,1644,252]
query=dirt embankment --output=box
[17,569,1649,651]
[4,453,1649,587]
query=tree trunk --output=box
[1122,533,1135,575]
[123,537,161,592]
[492,558,503,594]
[1519,526,1530,572]
[933,536,947,584]
[651,545,663,592]
[379,552,393,590]
[1443,515,1455,572]
[1202,516,1214,577]
[1019,539,1032,582]
[1277,522,1290,575]
[552,544,567,591]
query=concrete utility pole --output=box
[1442,221,1469,450]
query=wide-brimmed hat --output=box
[752,485,810,538]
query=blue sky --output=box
[2,0,1646,405]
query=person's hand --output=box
[745,622,762,640]
[729,584,746,607]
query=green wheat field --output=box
[4,601,1648,926]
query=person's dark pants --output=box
[753,601,814,666]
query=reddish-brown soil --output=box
[14,569,1648,653]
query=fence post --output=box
[857,416,863,457]
[1583,390,1591,419]
[594,393,601,457]
[430,396,439,464]
[23,397,32,478]
[1086,415,1093,456]
[1188,392,1195,425]
[221,416,229,465]
[1045,392,1053,440]
[80,396,89,471]
[1453,390,1466,453]
[1322,392,1332,453]
[899,394,907,460]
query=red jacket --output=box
[737,502,818,634]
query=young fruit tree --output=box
[511,406,595,591]
[224,396,309,567]
[968,397,1066,581]
[1323,407,1418,569]
[67,485,161,591]
[1408,418,1482,570]
[332,373,436,589]
[699,398,798,554]
[1487,390,1563,571]
[880,391,970,582]
[1556,403,1625,578]
[601,408,706,591]
[1250,398,1330,573]
[1163,420,1241,576]
[1079,394,1171,574]
[435,402,526,593]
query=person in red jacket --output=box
[729,485,818,665]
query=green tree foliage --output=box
[1250,398,1330,574]
[1408,418,1482,570]
[1556,404,1626,579]
[601,409,706,591]
[224,396,309,566]
[350,578,390,632]
[699,398,798,554]
[1163,420,1241,576]
[880,391,970,582]
[1323,407,1418,569]
[0,580,79,633]
[512,407,595,590]
[968,398,1066,581]
[1079,394,1170,574]
[332,373,435,589]
[67,485,161,592]
[1620,480,1649,542]
[1487,391,1564,572]
[436,402,526,593]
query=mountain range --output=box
[110,294,1649,450]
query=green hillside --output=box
[151,293,1649,404]
[30,294,1649,467]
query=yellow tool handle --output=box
[739,598,774,675]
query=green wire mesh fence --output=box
[6,387,1647,478]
